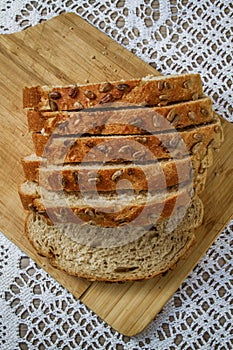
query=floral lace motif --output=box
[0,0,232,348]
[1,223,232,349]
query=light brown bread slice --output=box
[32,116,223,164]
[25,196,203,281]
[19,180,195,227]
[23,73,203,111]
[21,154,208,194]
[27,97,213,134]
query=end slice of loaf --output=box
[25,196,203,281]
[23,73,203,111]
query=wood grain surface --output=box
[0,13,232,336]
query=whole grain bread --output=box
[20,71,224,282]
[21,154,208,194]
[32,116,223,164]
[23,73,203,111]
[27,97,213,135]
[19,179,197,227]
[25,196,203,281]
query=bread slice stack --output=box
[19,74,224,281]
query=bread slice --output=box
[27,97,213,134]
[19,179,198,227]
[32,116,223,164]
[21,154,208,194]
[25,196,203,281]
[23,73,203,111]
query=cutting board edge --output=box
[80,212,233,337]
[1,12,233,337]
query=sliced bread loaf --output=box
[27,97,213,134]
[21,154,208,194]
[32,116,223,164]
[20,71,224,282]
[23,73,203,111]
[25,196,203,281]
[19,180,196,227]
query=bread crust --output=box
[21,156,205,193]
[32,117,223,164]
[23,74,203,111]
[19,182,194,227]
[18,182,39,210]
[26,97,213,134]
[22,156,43,182]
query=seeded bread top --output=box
[23,156,195,192]
[31,115,223,164]
[27,97,213,135]
[19,179,193,227]
[23,73,203,111]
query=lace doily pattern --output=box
[0,0,232,122]
[0,0,232,348]
[1,222,232,349]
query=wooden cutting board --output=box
[0,13,232,336]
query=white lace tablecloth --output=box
[0,1,232,349]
